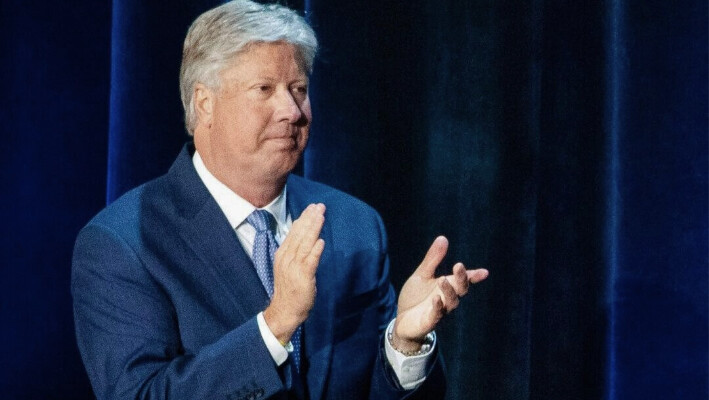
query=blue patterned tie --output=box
[247,210,277,297]
[247,209,302,373]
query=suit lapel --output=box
[183,201,271,318]
[167,148,335,399]
[167,145,270,322]
[286,176,335,400]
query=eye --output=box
[258,85,272,92]
[292,85,308,96]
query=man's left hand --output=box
[392,236,488,353]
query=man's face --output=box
[195,42,311,190]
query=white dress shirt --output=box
[193,151,435,389]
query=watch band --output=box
[387,328,434,357]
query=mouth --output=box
[263,127,305,149]
[266,135,298,148]
[268,134,297,141]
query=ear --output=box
[194,83,214,129]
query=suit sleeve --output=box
[366,214,447,400]
[72,223,284,400]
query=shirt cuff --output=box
[384,318,437,390]
[256,312,289,366]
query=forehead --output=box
[221,42,307,81]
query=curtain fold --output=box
[0,1,112,397]
[304,0,707,399]
[106,0,220,202]
[613,1,708,397]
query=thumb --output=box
[414,236,449,278]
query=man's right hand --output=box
[263,203,326,344]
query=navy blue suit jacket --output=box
[72,145,444,400]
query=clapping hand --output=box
[392,236,488,353]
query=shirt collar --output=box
[192,151,287,229]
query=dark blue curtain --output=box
[1,0,706,399]
[0,1,111,398]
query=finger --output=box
[414,236,449,279]
[303,238,325,276]
[288,204,317,245]
[277,204,319,267]
[447,262,469,296]
[290,204,324,254]
[295,205,325,261]
[437,277,459,312]
[277,204,314,257]
[466,268,489,284]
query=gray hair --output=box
[180,0,318,135]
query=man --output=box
[72,1,488,399]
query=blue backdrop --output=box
[1,0,706,399]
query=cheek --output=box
[298,129,310,150]
[299,108,311,144]
[302,99,313,121]
[296,99,311,147]
[220,104,271,143]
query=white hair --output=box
[179,0,318,134]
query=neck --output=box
[193,130,288,208]
[225,175,287,208]
[202,154,287,207]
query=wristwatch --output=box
[387,328,434,357]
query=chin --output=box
[267,155,300,179]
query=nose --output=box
[275,89,303,124]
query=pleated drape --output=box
[303,1,707,399]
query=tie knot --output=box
[247,209,276,233]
